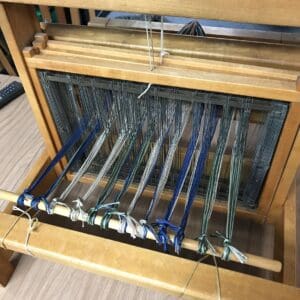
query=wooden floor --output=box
[0,75,175,300]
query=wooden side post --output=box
[283,180,297,285]
[0,3,62,173]
[0,249,14,287]
[0,149,51,287]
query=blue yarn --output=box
[155,104,218,254]
[153,219,181,252]
[154,103,204,251]
[164,103,204,221]
[30,121,101,211]
[17,118,97,210]
[174,105,218,253]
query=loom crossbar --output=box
[0,189,282,273]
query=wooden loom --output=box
[0,1,300,298]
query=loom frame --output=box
[0,1,299,298]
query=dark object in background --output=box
[178,20,206,36]
[0,81,24,109]
[0,29,17,75]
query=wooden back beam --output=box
[1,0,300,27]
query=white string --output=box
[160,16,169,65]
[180,255,222,300]
[1,206,38,256]
[137,83,152,99]
[144,15,155,71]
[49,198,69,214]
[59,127,111,201]
[140,15,157,100]
[69,199,88,227]
[127,102,176,214]
[212,255,222,300]
[180,255,209,298]
[146,104,191,218]
[81,133,128,202]
[118,214,143,239]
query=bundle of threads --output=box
[18,70,288,260]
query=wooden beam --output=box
[0,249,14,287]
[267,128,300,214]
[24,47,300,102]
[0,212,299,298]
[0,3,62,173]
[70,8,80,25]
[297,170,300,287]
[88,9,95,22]
[1,0,300,27]
[39,5,51,23]
[283,180,297,286]
[55,7,66,24]
[46,24,300,72]
[258,104,300,216]
[0,189,282,272]
[0,149,50,287]
[27,66,65,161]
[43,39,299,82]
[0,47,16,75]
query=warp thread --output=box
[180,255,221,300]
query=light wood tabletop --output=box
[0,74,174,300]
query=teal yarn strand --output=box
[100,124,155,229]
[220,99,251,262]
[88,130,139,225]
[198,103,234,255]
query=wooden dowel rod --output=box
[0,189,282,273]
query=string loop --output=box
[213,231,247,263]
[13,206,39,256]
[198,234,217,255]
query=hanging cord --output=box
[140,103,191,236]
[160,16,169,64]
[180,255,221,300]
[154,103,204,251]
[198,103,234,255]
[144,15,155,71]
[17,119,88,209]
[173,104,218,254]
[139,16,167,97]
[215,100,251,263]
[137,15,157,99]
[139,15,168,98]
[1,206,39,256]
